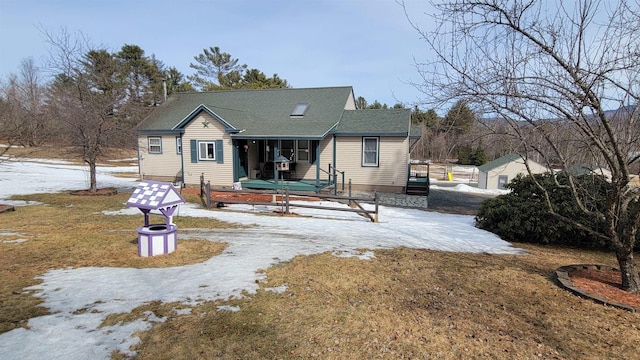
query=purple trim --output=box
[126,181,185,210]
[140,209,151,227]
[164,234,169,253]
[160,205,178,217]
[147,235,153,256]
[136,225,178,257]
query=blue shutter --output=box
[190,140,198,163]
[310,140,319,164]
[216,140,224,163]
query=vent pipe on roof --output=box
[162,79,167,103]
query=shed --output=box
[477,154,549,190]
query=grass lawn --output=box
[129,247,639,359]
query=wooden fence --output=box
[199,174,379,222]
[200,174,212,209]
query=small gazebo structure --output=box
[126,181,185,257]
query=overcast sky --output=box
[0,0,435,107]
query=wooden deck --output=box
[240,178,330,192]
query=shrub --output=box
[475,173,613,249]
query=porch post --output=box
[232,140,239,182]
[274,145,279,186]
[333,135,337,195]
[179,134,185,188]
[315,141,320,190]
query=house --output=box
[136,86,414,193]
[477,154,549,190]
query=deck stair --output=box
[406,163,430,196]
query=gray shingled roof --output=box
[409,125,422,139]
[137,87,354,139]
[334,109,411,136]
[478,153,525,172]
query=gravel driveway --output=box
[426,188,495,215]
[352,186,497,216]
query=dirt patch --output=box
[569,266,640,309]
[70,188,118,196]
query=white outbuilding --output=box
[477,154,549,190]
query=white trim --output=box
[362,137,379,167]
[148,136,162,154]
[198,141,216,161]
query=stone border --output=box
[555,264,639,312]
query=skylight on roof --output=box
[291,102,309,117]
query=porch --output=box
[240,178,331,192]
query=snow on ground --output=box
[431,183,511,195]
[0,158,521,360]
[0,157,138,206]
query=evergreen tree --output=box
[188,46,247,91]
[165,67,194,94]
[355,96,367,109]
[240,69,290,89]
[443,100,474,135]
[367,100,388,109]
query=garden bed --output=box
[557,264,640,311]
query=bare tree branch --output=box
[406,0,640,291]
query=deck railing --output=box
[328,164,346,194]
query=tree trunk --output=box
[89,161,97,193]
[616,249,640,293]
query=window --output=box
[281,140,295,161]
[297,140,309,161]
[176,137,182,155]
[498,175,508,189]
[362,137,379,167]
[198,141,216,160]
[191,139,223,164]
[148,137,162,154]
[290,102,309,117]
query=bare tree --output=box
[44,29,136,192]
[407,0,640,292]
[0,95,14,159]
[0,58,53,148]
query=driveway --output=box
[426,187,495,215]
